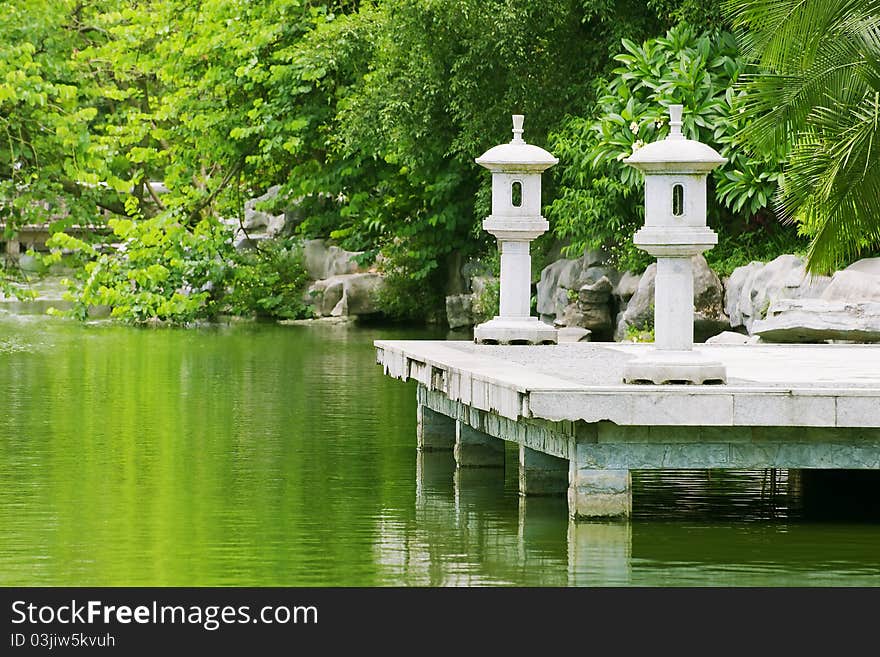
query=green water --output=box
[1,317,879,586]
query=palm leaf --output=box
[725,0,880,272]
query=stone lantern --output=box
[622,104,727,384]
[474,115,558,345]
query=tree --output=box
[725,0,880,272]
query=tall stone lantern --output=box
[622,104,727,384]
[474,115,558,345]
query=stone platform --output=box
[375,340,880,518]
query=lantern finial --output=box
[668,104,683,139]
[511,114,525,143]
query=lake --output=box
[1,317,879,586]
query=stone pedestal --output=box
[568,468,631,519]
[417,404,455,451]
[455,421,505,468]
[519,445,568,496]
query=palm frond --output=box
[725,0,880,272]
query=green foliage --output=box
[549,24,788,272]
[45,214,230,323]
[225,241,314,320]
[725,0,880,273]
[624,324,655,342]
[373,248,447,323]
[1,1,748,323]
[705,222,805,276]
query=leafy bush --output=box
[45,215,313,324]
[225,240,314,320]
[549,24,797,273]
[45,215,230,323]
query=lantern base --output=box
[623,349,726,385]
[474,317,557,345]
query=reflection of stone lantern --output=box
[474,115,558,345]
[622,105,727,384]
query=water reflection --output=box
[391,455,880,586]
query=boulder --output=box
[752,299,880,343]
[536,248,610,321]
[446,294,474,329]
[725,255,831,332]
[705,331,761,345]
[578,276,613,304]
[560,302,612,333]
[557,326,592,343]
[536,258,571,318]
[614,271,641,304]
[242,185,282,230]
[230,185,287,249]
[845,256,880,276]
[614,255,729,342]
[308,273,385,317]
[820,269,880,303]
[303,239,366,280]
[615,263,656,340]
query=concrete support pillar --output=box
[567,521,632,586]
[654,256,693,351]
[519,444,568,496]
[568,467,631,519]
[455,421,505,468]
[498,240,531,319]
[417,404,455,451]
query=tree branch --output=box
[186,157,245,224]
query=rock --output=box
[229,185,288,249]
[752,299,880,343]
[308,273,385,317]
[724,261,764,328]
[303,239,366,280]
[552,288,572,320]
[614,271,641,303]
[845,256,880,276]
[578,276,613,304]
[615,263,656,340]
[470,275,497,298]
[560,302,612,333]
[536,258,571,318]
[705,331,761,345]
[725,255,831,332]
[242,185,282,229]
[557,249,606,289]
[820,269,880,303]
[615,255,729,342]
[557,326,592,343]
[536,248,609,320]
[446,294,475,329]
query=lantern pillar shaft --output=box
[654,256,693,351]
[499,240,531,318]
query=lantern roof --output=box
[625,105,726,173]
[476,115,558,172]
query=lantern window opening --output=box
[672,184,684,217]
[511,180,523,208]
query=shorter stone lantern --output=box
[474,115,558,345]
[622,104,727,384]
